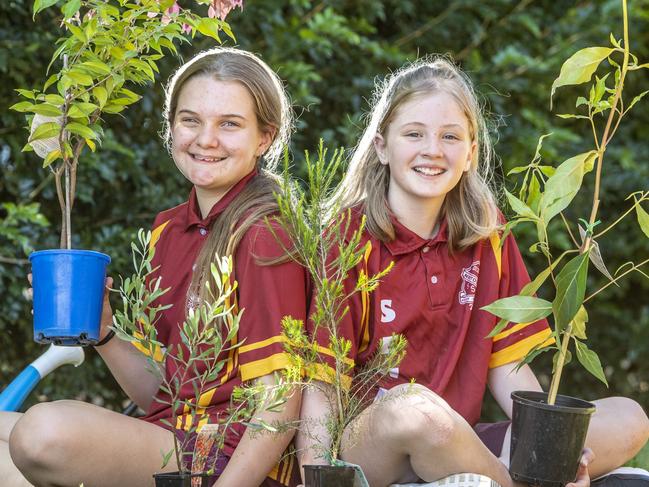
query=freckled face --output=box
[171,76,272,203]
[374,91,476,213]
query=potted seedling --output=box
[11,0,238,345]
[273,144,407,487]
[482,2,649,485]
[112,230,291,486]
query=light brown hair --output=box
[336,56,500,251]
[164,47,292,304]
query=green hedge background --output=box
[1,0,648,437]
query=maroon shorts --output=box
[474,420,511,457]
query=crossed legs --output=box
[339,385,649,487]
[1,401,176,487]
[339,384,513,487]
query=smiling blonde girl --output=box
[297,57,649,487]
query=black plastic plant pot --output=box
[509,390,596,487]
[153,471,211,487]
[304,464,356,487]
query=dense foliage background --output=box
[1,0,648,431]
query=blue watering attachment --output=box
[0,345,84,411]
[30,249,110,346]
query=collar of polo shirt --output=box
[184,168,258,231]
[384,216,448,256]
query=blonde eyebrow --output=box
[398,122,466,130]
[176,109,246,120]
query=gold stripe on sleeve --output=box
[492,321,533,342]
[239,352,291,382]
[306,363,353,389]
[488,328,554,369]
[239,335,287,354]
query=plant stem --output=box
[582,0,629,253]
[548,324,572,405]
[551,0,630,406]
[584,258,649,303]
[594,193,648,238]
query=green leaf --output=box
[43,148,62,168]
[552,252,589,333]
[540,151,597,223]
[15,89,37,100]
[574,340,608,386]
[30,103,62,117]
[44,74,59,91]
[65,122,97,139]
[102,103,127,114]
[526,174,542,212]
[571,305,588,340]
[507,166,528,176]
[626,90,649,113]
[552,349,572,374]
[575,96,588,107]
[44,94,65,105]
[67,23,87,43]
[538,166,556,177]
[578,226,615,284]
[556,113,589,119]
[10,101,35,112]
[196,18,221,42]
[80,60,111,76]
[93,86,108,107]
[34,0,60,17]
[551,47,614,106]
[521,254,566,297]
[636,204,649,239]
[506,189,537,219]
[29,121,61,142]
[73,102,99,116]
[61,0,80,18]
[482,295,553,323]
[593,73,609,103]
[66,69,94,86]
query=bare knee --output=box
[616,397,649,452]
[379,384,458,449]
[9,401,77,476]
[594,396,649,457]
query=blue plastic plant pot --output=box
[29,249,110,346]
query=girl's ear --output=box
[374,133,388,165]
[256,126,276,157]
[464,140,477,172]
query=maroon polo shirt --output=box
[311,207,552,426]
[139,170,308,461]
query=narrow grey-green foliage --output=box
[112,230,291,473]
[273,141,406,462]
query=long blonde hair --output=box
[163,47,292,303]
[337,57,500,251]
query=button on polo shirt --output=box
[313,208,552,426]
[140,170,308,458]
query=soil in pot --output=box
[304,464,356,487]
[509,390,595,487]
[153,471,211,487]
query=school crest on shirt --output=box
[459,260,480,309]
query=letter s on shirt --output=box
[380,299,396,323]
